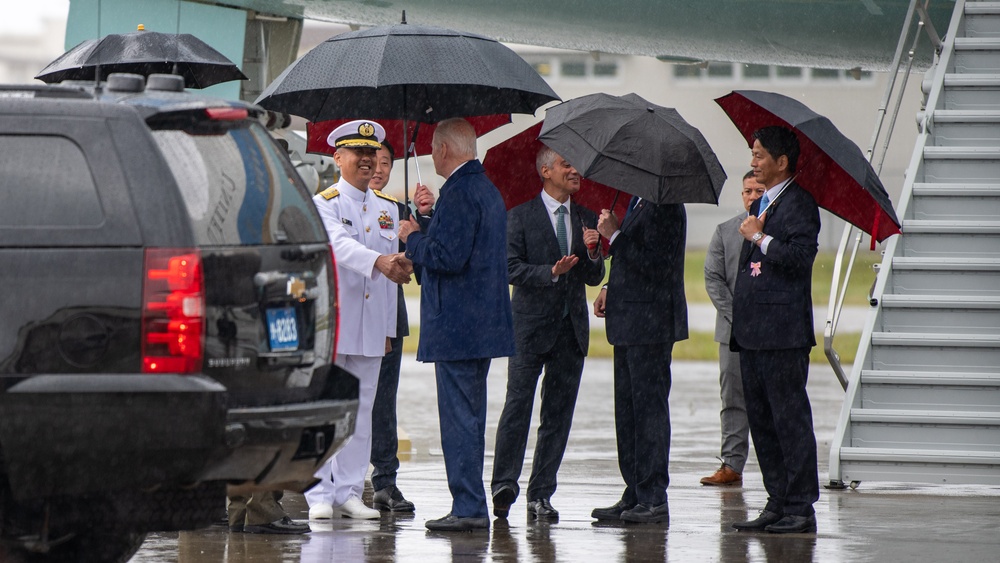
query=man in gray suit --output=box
[491,146,604,520]
[700,171,765,487]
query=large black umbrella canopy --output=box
[35,29,247,89]
[254,23,560,123]
[538,93,727,205]
[715,90,901,243]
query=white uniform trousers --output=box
[306,353,381,507]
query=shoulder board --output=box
[373,190,398,203]
[319,187,340,200]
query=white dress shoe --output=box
[331,496,380,519]
[308,502,333,520]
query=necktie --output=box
[758,193,770,217]
[556,205,569,256]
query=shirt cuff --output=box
[608,230,621,245]
[760,235,774,254]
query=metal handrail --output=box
[824,0,936,390]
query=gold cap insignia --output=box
[358,122,375,137]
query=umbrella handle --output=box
[409,142,423,186]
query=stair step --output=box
[901,219,1000,233]
[912,183,1000,195]
[953,39,1000,73]
[841,447,1000,464]
[923,146,1000,181]
[965,3,1000,38]
[966,2,1000,15]
[891,257,1000,270]
[850,409,1000,425]
[880,295,1000,309]
[839,447,1000,485]
[871,332,1000,347]
[861,370,1000,386]
[939,74,1000,111]
[955,37,1000,50]
[931,109,1000,122]
[923,146,1000,159]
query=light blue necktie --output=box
[556,205,569,256]
[758,193,770,216]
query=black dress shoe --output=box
[492,486,516,518]
[373,485,416,513]
[425,513,490,531]
[244,516,311,535]
[765,514,817,534]
[732,510,783,531]
[526,498,559,520]
[620,502,669,524]
[591,499,635,521]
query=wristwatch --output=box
[752,231,764,243]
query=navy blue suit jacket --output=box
[507,196,605,356]
[605,200,688,346]
[405,160,515,361]
[730,181,820,351]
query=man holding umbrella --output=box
[730,126,821,534]
[591,195,688,525]
[398,118,516,532]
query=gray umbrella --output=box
[36,29,247,89]
[538,93,727,205]
[254,21,559,123]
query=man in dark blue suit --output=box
[398,118,516,532]
[491,147,605,521]
[591,192,688,524]
[730,126,821,534]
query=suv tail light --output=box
[142,249,205,374]
[328,243,340,359]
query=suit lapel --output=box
[620,198,645,232]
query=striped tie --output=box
[556,205,569,256]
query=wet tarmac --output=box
[132,357,1000,562]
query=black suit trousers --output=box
[371,334,403,491]
[491,315,584,501]
[739,348,819,516]
[614,341,673,506]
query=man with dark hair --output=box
[491,146,604,521]
[730,125,821,534]
[700,171,765,487]
[368,140,433,513]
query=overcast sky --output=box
[1,0,69,35]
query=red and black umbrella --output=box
[715,90,902,245]
[482,121,631,254]
[306,114,510,160]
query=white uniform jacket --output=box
[313,179,399,357]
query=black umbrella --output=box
[254,21,559,123]
[715,90,901,244]
[35,28,247,89]
[537,93,727,205]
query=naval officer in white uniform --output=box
[307,120,413,520]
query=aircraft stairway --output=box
[830,0,1000,487]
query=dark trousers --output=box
[491,316,584,502]
[436,358,491,518]
[613,342,673,506]
[739,348,819,517]
[371,334,403,491]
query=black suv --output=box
[0,74,357,561]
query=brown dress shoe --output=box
[700,465,743,486]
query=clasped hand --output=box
[375,252,413,285]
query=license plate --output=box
[266,307,299,351]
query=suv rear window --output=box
[152,122,326,245]
[0,135,103,227]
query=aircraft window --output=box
[593,62,618,78]
[532,62,553,77]
[776,66,804,79]
[742,64,770,80]
[561,61,587,77]
[0,135,103,227]
[812,68,841,80]
[707,63,733,78]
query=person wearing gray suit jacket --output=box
[700,171,765,487]
[491,147,605,521]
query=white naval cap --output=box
[327,119,385,150]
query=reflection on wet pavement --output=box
[131,358,1000,562]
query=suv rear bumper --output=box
[0,372,357,501]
